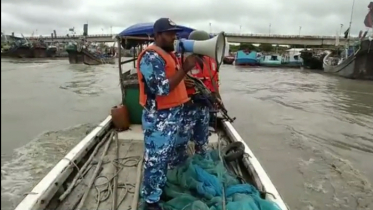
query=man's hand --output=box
[213,93,225,108]
[182,55,197,73]
[184,78,195,88]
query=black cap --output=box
[153,18,182,34]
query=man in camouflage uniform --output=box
[138,18,196,210]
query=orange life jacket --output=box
[178,56,219,95]
[137,45,190,110]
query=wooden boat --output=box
[323,39,373,80]
[323,3,373,80]
[66,42,84,64]
[1,35,50,58]
[259,55,282,67]
[1,44,18,57]
[29,39,48,58]
[14,115,288,210]
[15,22,289,210]
[82,49,115,65]
[300,50,326,70]
[281,49,303,68]
[223,55,235,64]
[46,45,57,58]
[82,43,116,65]
[66,39,86,64]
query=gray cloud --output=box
[1,0,370,37]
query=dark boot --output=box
[145,202,163,210]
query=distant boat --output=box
[235,50,258,66]
[223,55,235,64]
[83,50,115,65]
[81,45,115,65]
[323,39,373,80]
[281,49,303,68]
[300,50,326,70]
[322,1,373,80]
[66,41,84,64]
[256,52,263,61]
[46,45,57,58]
[259,54,282,67]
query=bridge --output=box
[25,33,355,46]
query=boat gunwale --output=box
[14,116,112,210]
[222,121,288,210]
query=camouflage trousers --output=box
[170,105,210,167]
[141,107,183,203]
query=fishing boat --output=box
[323,0,373,80]
[14,42,34,58]
[1,42,16,57]
[1,34,50,58]
[83,50,115,65]
[300,50,326,70]
[223,55,235,64]
[281,49,303,68]
[14,22,289,210]
[27,38,48,58]
[46,45,57,58]
[235,50,258,66]
[323,39,373,80]
[83,44,116,65]
[66,39,85,64]
[1,34,19,57]
[259,54,282,67]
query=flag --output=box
[344,27,350,38]
[335,30,340,46]
[364,10,373,28]
[69,27,75,32]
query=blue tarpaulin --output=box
[118,22,195,37]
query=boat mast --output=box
[347,0,356,44]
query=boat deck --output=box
[55,125,220,210]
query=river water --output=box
[1,58,373,210]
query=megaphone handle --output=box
[179,41,194,57]
[179,41,192,68]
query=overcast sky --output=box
[1,0,370,37]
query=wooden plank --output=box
[55,165,102,210]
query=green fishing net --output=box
[141,150,281,210]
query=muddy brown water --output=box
[1,58,372,210]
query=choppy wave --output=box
[1,123,95,210]
[290,129,373,210]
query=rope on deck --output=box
[76,131,114,210]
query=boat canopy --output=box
[118,22,195,49]
[118,22,195,37]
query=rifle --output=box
[186,74,236,122]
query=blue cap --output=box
[153,18,182,34]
